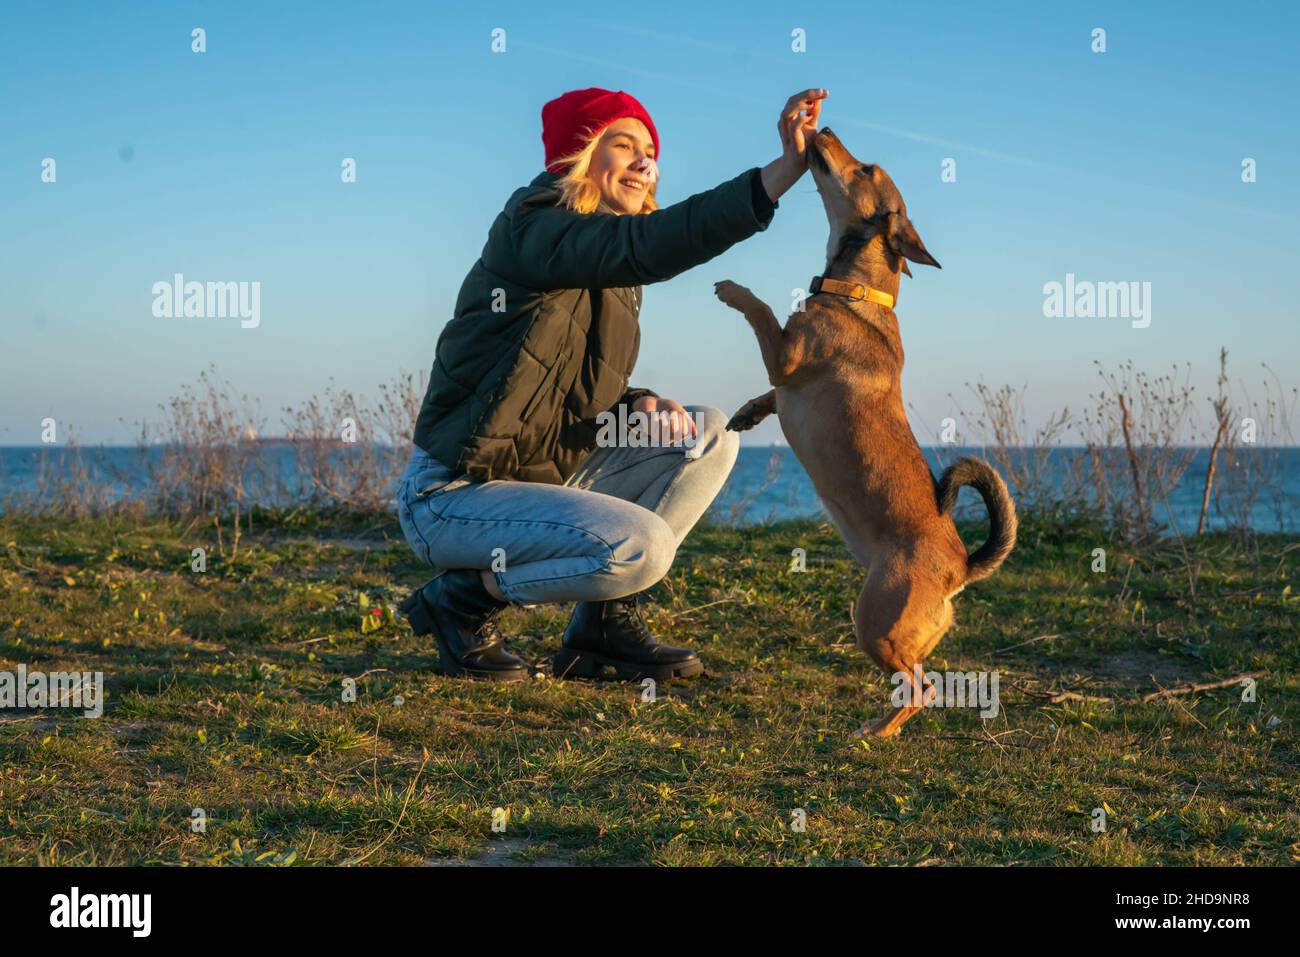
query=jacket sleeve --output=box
[616,386,658,410]
[496,167,778,290]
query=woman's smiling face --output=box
[589,117,657,214]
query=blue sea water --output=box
[715,446,1298,532]
[0,445,1295,533]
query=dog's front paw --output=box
[713,279,752,311]
[725,412,753,433]
[726,399,772,432]
[725,410,761,433]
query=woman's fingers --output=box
[785,89,827,127]
[660,410,696,442]
[778,91,822,137]
[652,404,699,444]
[780,89,827,163]
[784,88,827,117]
[631,396,699,445]
[805,94,824,128]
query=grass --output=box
[0,509,1296,866]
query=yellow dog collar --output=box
[809,275,894,309]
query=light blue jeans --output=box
[396,405,739,605]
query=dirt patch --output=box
[269,535,401,553]
[1089,650,1200,686]
[426,838,575,867]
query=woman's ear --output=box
[887,212,941,272]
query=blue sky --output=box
[2,0,1296,446]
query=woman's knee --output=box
[396,482,432,566]
[685,405,740,470]
[595,512,678,598]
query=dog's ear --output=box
[887,212,941,272]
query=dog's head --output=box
[808,128,940,277]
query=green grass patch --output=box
[1,511,1296,865]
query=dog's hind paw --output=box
[853,716,904,739]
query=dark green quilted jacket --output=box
[412,165,778,484]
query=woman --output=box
[397,85,827,682]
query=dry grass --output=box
[3,351,1296,547]
[929,351,1296,541]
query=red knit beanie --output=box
[541,87,660,174]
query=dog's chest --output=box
[786,302,900,374]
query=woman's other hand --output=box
[632,395,699,445]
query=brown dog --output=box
[714,128,1017,738]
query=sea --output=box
[0,445,1296,533]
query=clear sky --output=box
[2,0,1296,446]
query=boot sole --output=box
[400,588,529,683]
[551,647,704,682]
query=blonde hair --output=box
[548,127,659,216]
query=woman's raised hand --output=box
[779,88,827,170]
[761,88,828,203]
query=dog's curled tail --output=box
[936,457,1018,584]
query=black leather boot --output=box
[398,569,529,681]
[552,593,703,681]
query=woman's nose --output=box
[632,155,659,181]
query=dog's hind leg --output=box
[852,578,948,739]
[713,280,789,383]
[726,389,776,432]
